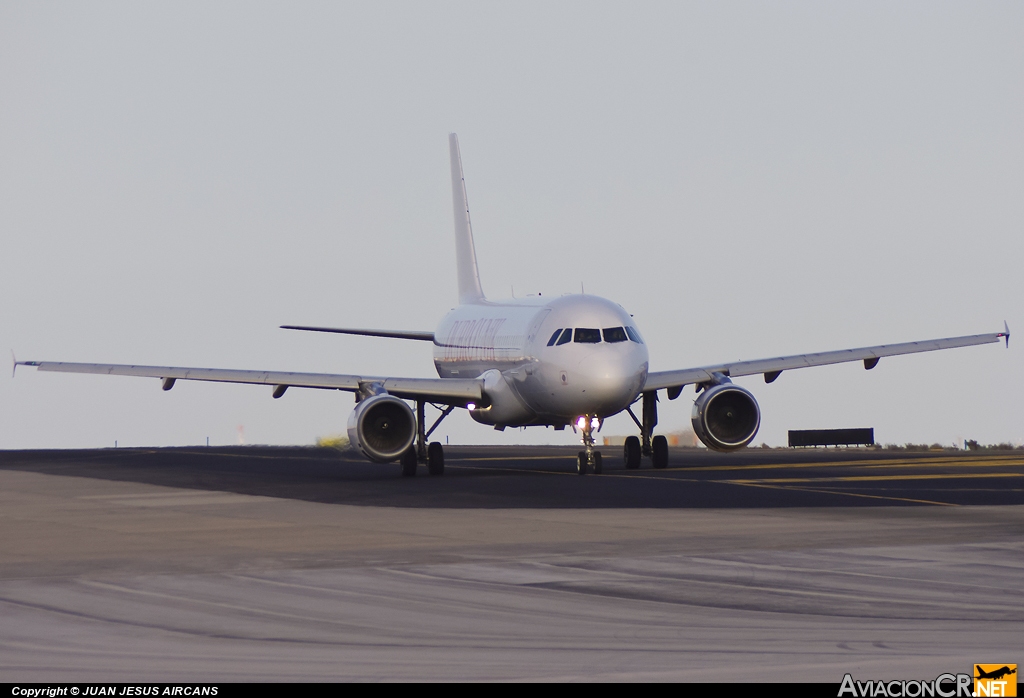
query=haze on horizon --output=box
[1,2,1021,450]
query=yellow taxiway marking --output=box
[598,471,958,506]
[674,455,1024,473]
[139,449,345,462]
[445,462,984,506]
[454,456,572,462]
[729,472,1024,485]
[444,464,574,476]
[862,459,1024,470]
[717,480,959,507]
[447,460,1024,482]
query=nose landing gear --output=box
[575,415,603,475]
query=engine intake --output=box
[347,393,416,462]
[691,382,760,452]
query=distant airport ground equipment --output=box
[316,435,350,449]
[789,428,874,448]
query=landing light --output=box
[576,416,587,429]
[466,402,476,411]
[591,417,600,430]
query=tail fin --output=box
[449,133,486,304]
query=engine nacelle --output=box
[691,382,760,452]
[347,393,416,462]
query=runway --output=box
[1,445,1022,681]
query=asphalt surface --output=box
[1,445,1021,681]
[2,444,1023,508]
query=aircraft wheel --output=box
[652,435,669,470]
[576,451,588,475]
[427,442,445,476]
[623,436,641,470]
[400,448,418,477]
[592,451,603,475]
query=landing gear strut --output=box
[402,401,454,477]
[575,415,603,475]
[642,391,657,457]
[624,391,669,470]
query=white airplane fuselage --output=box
[432,293,649,427]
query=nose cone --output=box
[578,348,648,415]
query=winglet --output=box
[1001,321,1010,348]
[12,355,40,377]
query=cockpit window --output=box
[603,327,628,343]
[555,328,573,345]
[547,329,563,346]
[574,328,601,343]
[625,326,644,344]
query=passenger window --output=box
[555,328,573,345]
[547,329,563,346]
[603,327,628,343]
[574,328,601,344]
[625,326,644,344]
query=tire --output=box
[427,442,445,476]
[652,434,669,470]
[623,436,641,470]
[576,451,588,475]
[592,451,603,475]
[400,448,418,477]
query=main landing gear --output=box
[401,401,454,477]
[624,391,669,470]
[575,415,603,475]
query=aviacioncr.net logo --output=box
[838,673,973,697]
[974,665,1017,698]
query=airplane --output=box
[975,666,1016,681]
[16,134,1010,477]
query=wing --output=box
[280,325,435,341]
[16,361,482,405]
[643,329,1009,393]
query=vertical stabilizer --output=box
[449,133,486,304]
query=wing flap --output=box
[643,331,1007,393]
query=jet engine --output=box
[347,393,416,462]
[691,381,760,452]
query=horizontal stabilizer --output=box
[281,325,435,341]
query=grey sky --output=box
[2,2,1021,449]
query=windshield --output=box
[574,328,601,343]
[547,326,643,346]
[603,327,628,343]
[625,326,644,344]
